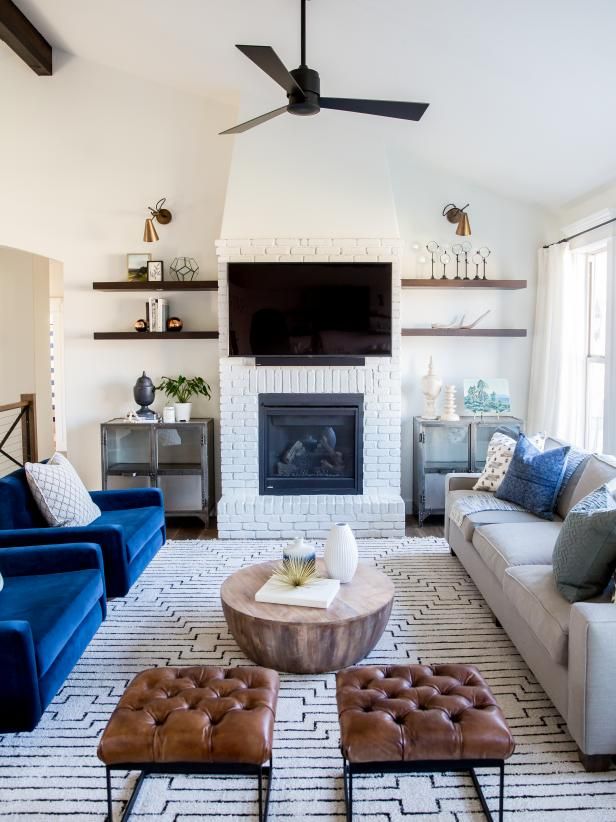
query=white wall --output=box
[0,41,555,508]
[220,112,554,509]
[389,148,553,507]
[221,114,399,237]
[0,247,55,458]
[0,47,237,488]
[560,182,616,227]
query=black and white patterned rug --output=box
[1,537,615,821]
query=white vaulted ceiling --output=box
[11,0,616,208]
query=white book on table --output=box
[255,576,340,609]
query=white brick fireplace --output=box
[216,238,405,539]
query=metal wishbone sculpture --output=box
[432,309,491,330]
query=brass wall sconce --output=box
[143,197,173,242]
[442,203,471,236]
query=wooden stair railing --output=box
[0,393,37,471]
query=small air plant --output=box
[271,556,320,588]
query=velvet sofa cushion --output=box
[93,506,165,562]
[496,435,570,520]
[0,569,103,677]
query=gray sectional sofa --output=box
[445,440,616,770]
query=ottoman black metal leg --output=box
[105,767,113,822]
[258,757,274,822]
[470,763,505,822]
[105,770,147,822]
[121,772,147,822]
[342,757,353,822]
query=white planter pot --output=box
[324,523,358,583]
[174,402,192,422]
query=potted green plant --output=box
[156,375,212,422]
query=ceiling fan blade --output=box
[236,45,305,97]
[320,98,429,121]
[219,105,288,135]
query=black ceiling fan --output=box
[220,0,429,135]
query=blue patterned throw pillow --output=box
[495,434,570,520]
[553,484,616,602]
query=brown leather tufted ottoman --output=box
[98,666,279,822]
[336,664,515,822]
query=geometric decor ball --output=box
[169,257,199,281]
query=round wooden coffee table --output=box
[220,560,394,674]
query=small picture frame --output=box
[127,253,151,282]
[147,260,164,282]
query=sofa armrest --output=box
[0,542,104,579]
[445,473,481,494]
[90,488,164,511]
[444,473,481,541]
[568,603,616,755]
[0,621,42,732]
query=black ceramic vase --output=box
[133,372,156,419]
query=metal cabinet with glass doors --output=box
[101,418,215,526]
[412,415,523,526]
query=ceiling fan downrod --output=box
[300,0,307,66]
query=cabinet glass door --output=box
[423,424,470,472]
[474,420,522,469]
[106,426,151,474]
[156,426,201,471]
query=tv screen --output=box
[228,262,392,358]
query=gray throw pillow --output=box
[25,453,101,527]
[552,484,616,602]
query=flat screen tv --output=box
[227,262,392,359]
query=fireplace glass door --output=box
[259,394,363,495]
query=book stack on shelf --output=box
[146,298,168,332]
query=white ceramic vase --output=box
[174,402,192,422]
[324,523,358,583]
[421,356,442,419]
[440,385,460,422]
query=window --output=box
[585,250,607,451]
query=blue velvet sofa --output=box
[0,467,166,597]
[0,542,106,732]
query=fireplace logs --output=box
[277,432,346,477]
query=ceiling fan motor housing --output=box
[288,66,320,114]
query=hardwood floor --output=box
[166,515,445,540]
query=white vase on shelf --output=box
[421,357,442,419]
[441,385,460,422]
[324,523,358,583]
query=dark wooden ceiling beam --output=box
[0,0,52,75]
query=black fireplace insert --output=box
[259,394,363,495]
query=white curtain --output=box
[603,236,616,454]
[527,244,587,443]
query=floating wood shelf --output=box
[93,331,219,340]
[402,279,526,289]
[402,328,527,337]
[93,281,218,291]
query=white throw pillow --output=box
[25,453,101,527]
[474,432,544,492]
